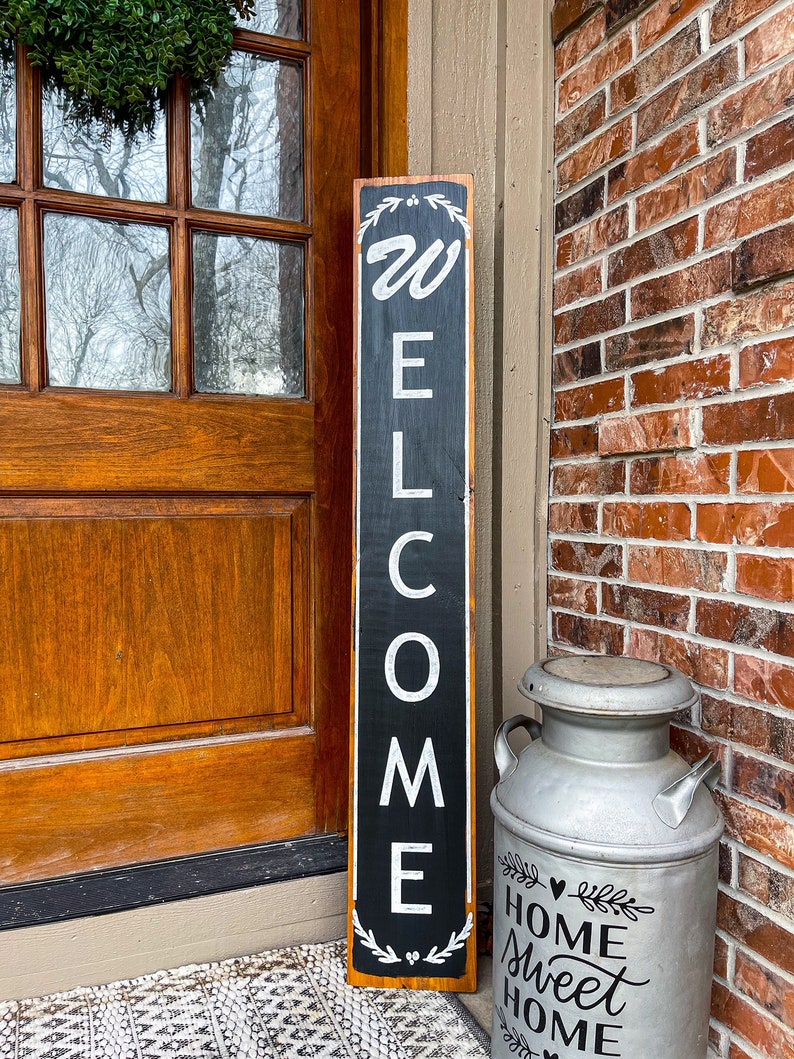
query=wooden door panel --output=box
[0,731,317,885]
[0,393,314,493]
[0,498,309,744]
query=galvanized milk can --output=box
[491,655,724,1059]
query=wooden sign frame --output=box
[348,175,476,991]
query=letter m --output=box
[379,737,445,807]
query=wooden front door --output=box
[0,2,359,884]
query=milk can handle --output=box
[494,713,543,781]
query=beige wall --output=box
[408,0,553,891]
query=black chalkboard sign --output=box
[348,176,476,992]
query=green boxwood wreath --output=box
[0,0,255,140]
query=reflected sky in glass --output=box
[43,91,167,202]
[192,53,302,220]
[193,231,303,396]
[45,214,171,391]
[0,54,16,183]
[236,0,301,38]
[0,208,20,383]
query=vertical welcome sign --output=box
[349,176,476,991]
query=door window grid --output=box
[0,19,309,398]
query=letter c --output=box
[389,531,436,599]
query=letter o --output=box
[385,633,440,702]
[523,998,546,1034]
[526,902,550,940]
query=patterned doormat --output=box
[0,939,490,1058]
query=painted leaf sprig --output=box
[424,911,474,965]
[0,0,255,141]
[571,882,655,921]
[498,852,547,890]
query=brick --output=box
[598,408,693,455]
[604,315,694,370]
[711,978,794,1059]
[698,502,794,546]
[557,117,633,194]
[702,392,794,445]
[734,654,794,710]
[711,0,779,43]
[613,124,700,206]
[708,60,794,149]
[735,950,794,1030]
[550,538,623,576]
[630,452,732,494]
[605,0,655,32]
[610,21,700,114]
[554,377,624,421]
[554,261,603,310]
[551,423,600,459]
[729,1043,758,1059]
[695,597,794,658]
[745,116,794,182]
[720,840,734,884]
[735,223,794,292]
[745,4,794,75]
[631,254,732,320]
[637,48,739,144]
[552,459,625,495]
[551,611,625,653]
[631,354,732,407]
[713,933,729,978]
[739,853,794,917]
[548,574,599,613]
[555,291,626,343]
[548,500,599,532]
[671,723,727,767]
[701,694,794,763]
[628,543,727,590]
[602,499,692,538]
[704,283,794,348]
[556,177,605,233]
[718,796,794,873]
[636,150,735,232]
[740,339,794,390]
[705,173,794,249]
[603,582,690,628]
[736,555,794,604]
[558,31,633,115]
[638,0,704,51]
[552,0,603,43]
[630,626,729,688]
[553,342,602,384]
[707,285,794,350]
[557,205,629,267]
[556,92,607,155]
[555,10,607,78]
[609,218,698,286]
[737,448,794,493]
[733,750,794,814]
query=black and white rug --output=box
[0,939,490,1058]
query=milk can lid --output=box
[519,654,698,716]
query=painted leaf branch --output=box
[424,912,474,965]
[498,852,547,890]
[351,910,401,964]
[424,194,472,237]
[570,882,655,921]
[496,1007,539,1059]
[356,196,403,243]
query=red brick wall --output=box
[550,0,794,1053]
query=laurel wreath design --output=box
[351,909,474,967]
[570,882,655,921]
[498,852,547,890]
[496,1007,539,1058]
[357,192,471,243]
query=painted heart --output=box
[550,877,566,900]
[543,1051,559,1059]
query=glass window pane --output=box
[43,91,167,202]
[44,215,171,391]
[0,208,20,382]
[0,47,16,183]
[192,53,303,220]
[236,0,302,38]
[193,232,303,397]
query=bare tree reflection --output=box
[44,215,171,391]
[0,48,15,183]
[236,0,301,37]
[0,208,20,382]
